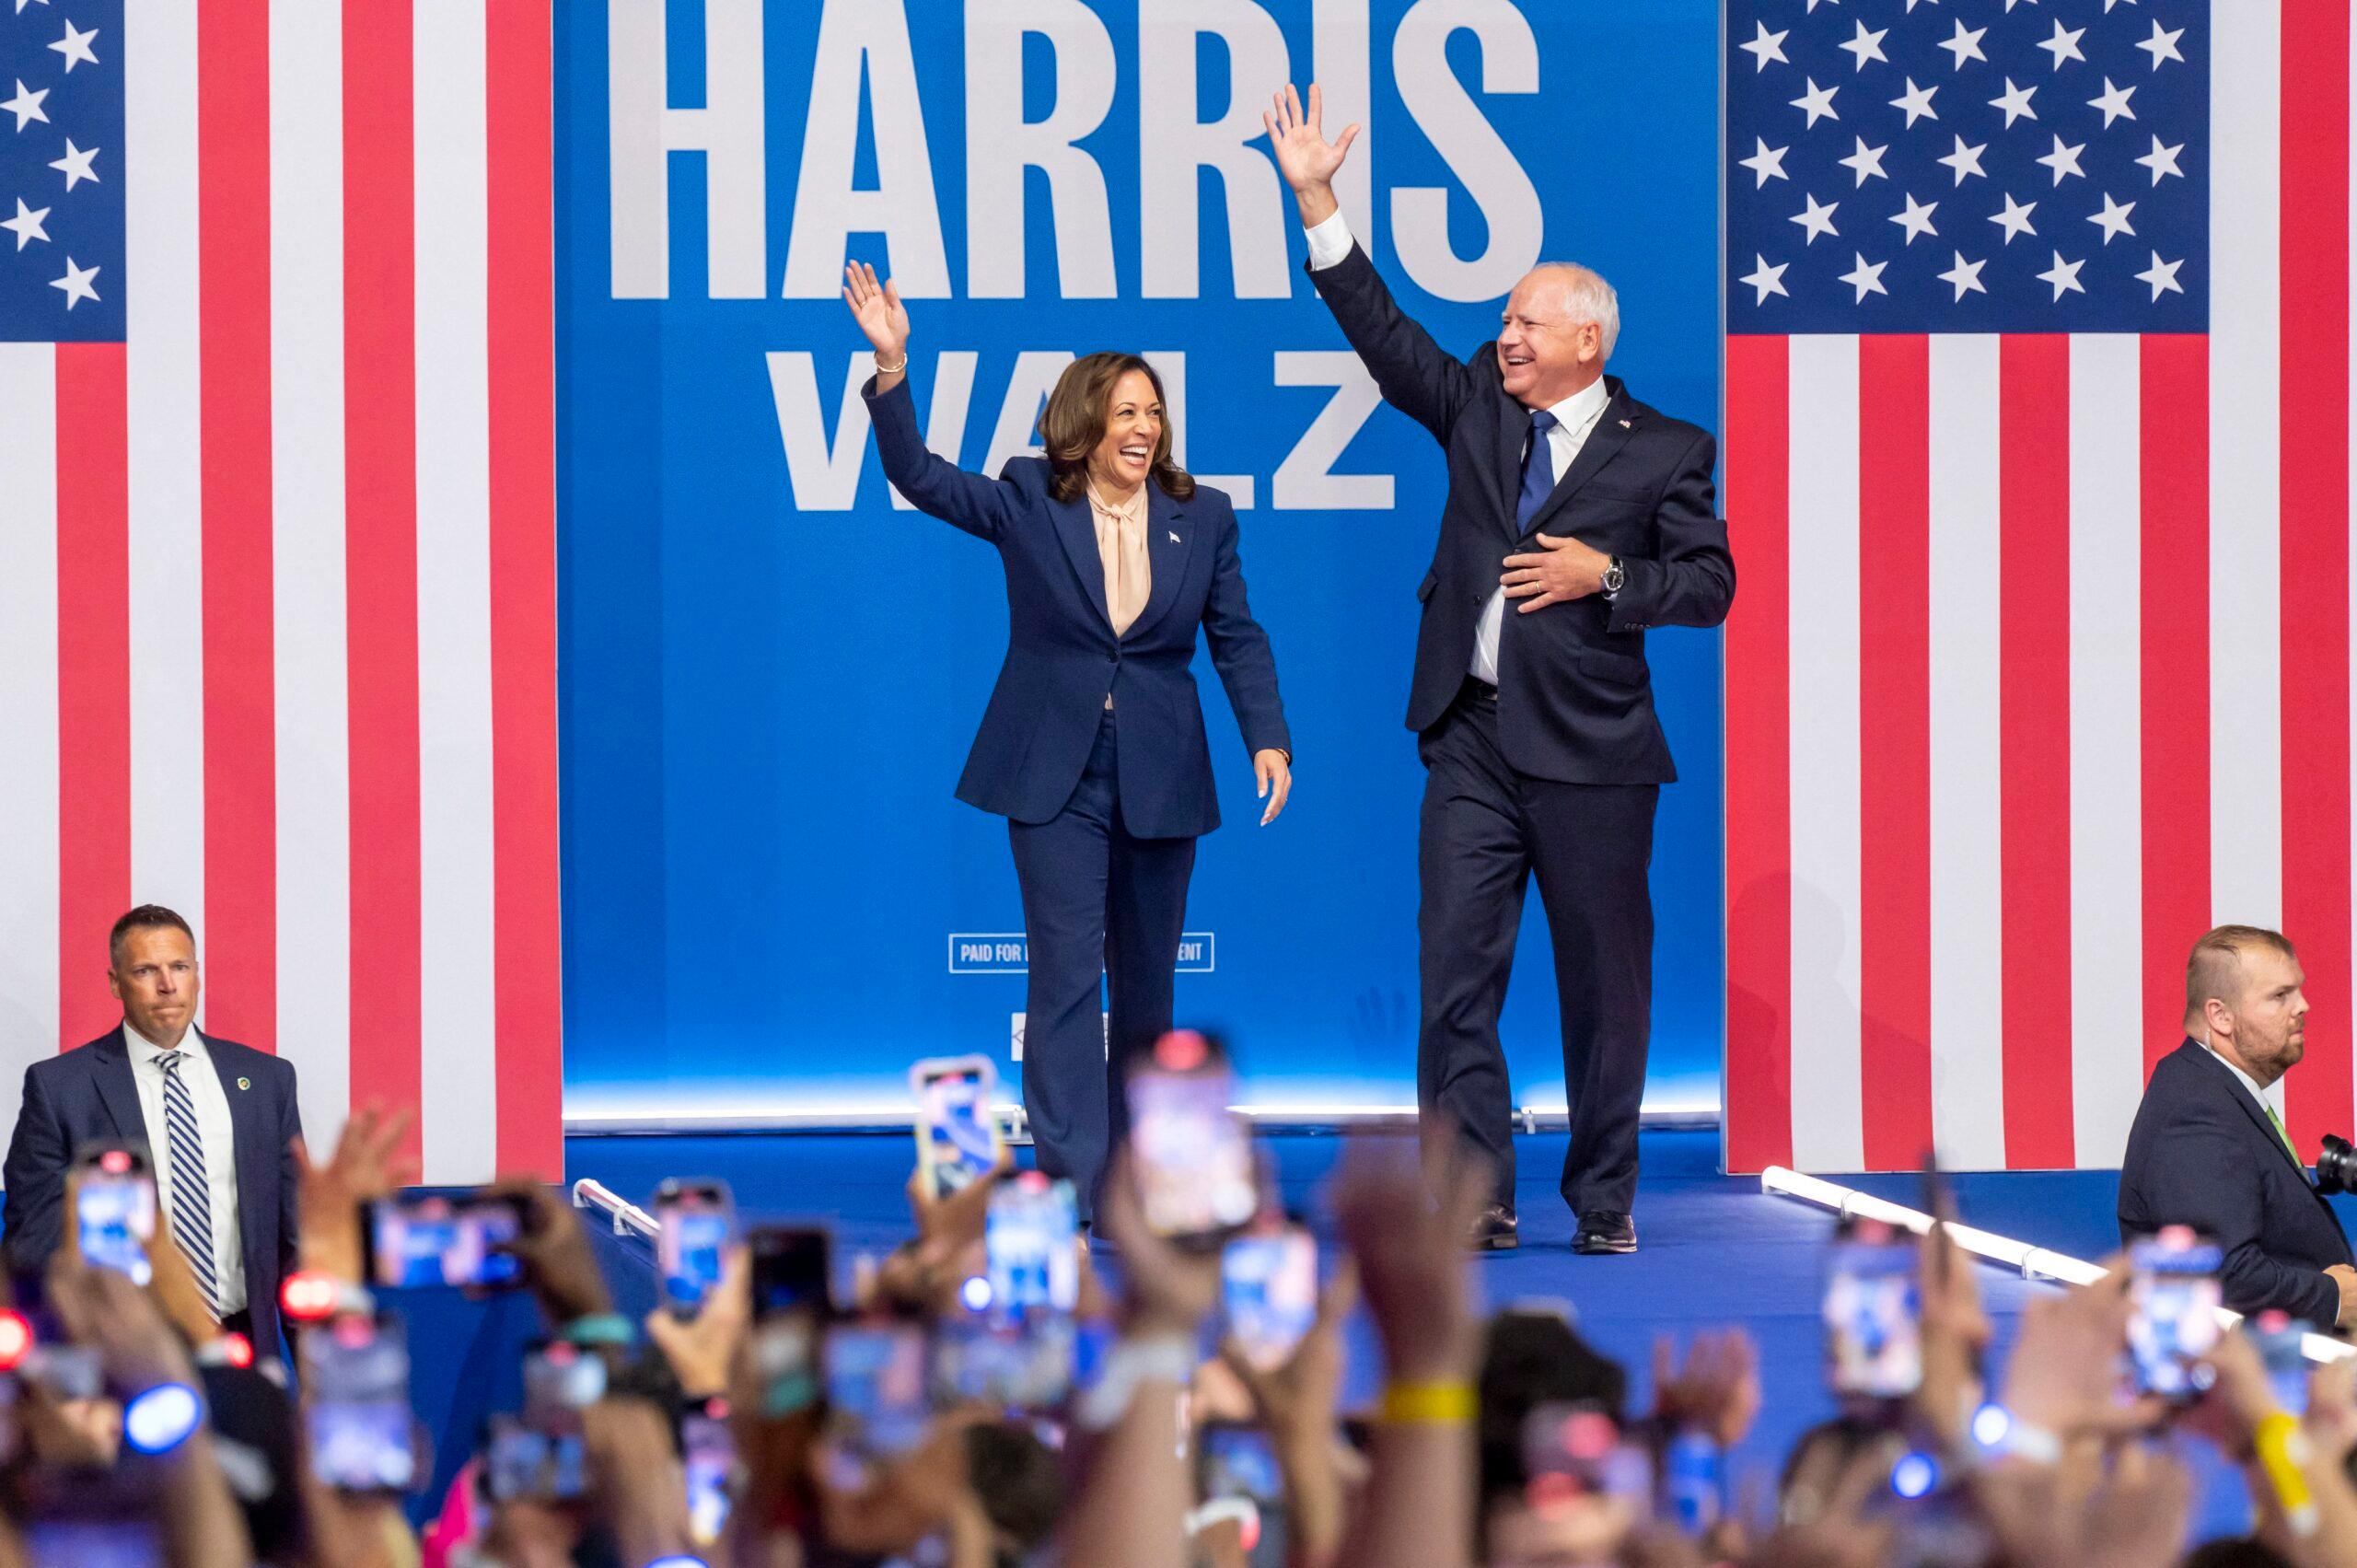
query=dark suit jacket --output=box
[3,1028,303,1356]
[1306,244,1735,783]
[865,375,1290,839]
[2118,1039,2353,1330]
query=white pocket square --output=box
[1168,531,1181,543]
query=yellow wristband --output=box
[1379,1379,1477,1425]
[2253,1411,2318,1535]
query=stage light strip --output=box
[1760,1167,2355,1366]
[561,1100,1724,1135]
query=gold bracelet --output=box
[1379,1379,1476,1425]
[874,355,908,375]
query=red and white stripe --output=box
[0,1,561,1183]
[1725,1,2352,1173]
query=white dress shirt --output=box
[1303,210,1614,685]
[2204,1039,2288,1144]
[123,1023,247,1314]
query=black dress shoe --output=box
[1469,1204,1519,1252]
[1572,1212,1637,1255]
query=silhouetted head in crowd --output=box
[1478,1306,1628,1504]
[1776,1414,1894,1527]
[963,1421,1062,1561]
[2182,1537,2300,1568]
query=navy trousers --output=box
[1007,710,1197,1220]
[1416,682,1657,1216]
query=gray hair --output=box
[1534,261,1620,363]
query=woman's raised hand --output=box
[842,261,911,367]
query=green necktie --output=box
[2265,1099,2301,1163]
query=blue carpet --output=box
[562,1128,2357,1542]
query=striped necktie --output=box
[157,1051,220,1318]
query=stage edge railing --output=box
[571,1178,658,1246]
[1760,1166,2354,1367]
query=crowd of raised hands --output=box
[13,1105,2357,1568]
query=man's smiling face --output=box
[1496,267,1605,409]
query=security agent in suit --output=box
[1270,87,1734,1254]
[3,905,303,1358]
[2119,924,2357,1332]
[842,264,1293,1223]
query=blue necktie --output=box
[158,1051,221,1318]
[1516,409,1560,529]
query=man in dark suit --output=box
[2119,924,2357,1331]
[4,905,303,1357]
[1268,87,1735,1253]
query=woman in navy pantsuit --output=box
[842,263,1293,1221]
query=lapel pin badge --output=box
[237,1076,250,1091]
[1618,418,1631,428]
[1168,530,1180,543]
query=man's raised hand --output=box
[1262,84,1359,223]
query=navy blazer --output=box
[1306,244,1735,784]
[3,1028,303,1357]
[864,375,1290,839]
[2118,1039,2354,1330]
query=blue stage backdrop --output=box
[554,0,1724,1125]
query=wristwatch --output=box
[1601,555,1626,598]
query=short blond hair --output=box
[2186,924,2297,1016]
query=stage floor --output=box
[564,1127,2336,1539]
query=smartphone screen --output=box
[1222,1226,1317,1372]
[2128,1227,2224,1399]
[754,1315,822,1418]
[1824,1225,1922,1400]
[656,1180,736,1316]
[911,1056,1003,1201]
[21,1520,164,1568]
[986,1175,1079,1318]
[1129,1040,1256,1242]
[520,1340,607,1423]
[365,1192,524,1290]
[749,1225,834,1319]
[682,1411,735,1544]
[824,1323,931,1456]
[2251,1310,2311,1416]
[486,1416,587,1503]
[1198,1424,1286,1568]
[934,1314,1075,1411]
[302,1316,415,1493]
[76,1167,157,1287]
[1662,1431,1723,1535]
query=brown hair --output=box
[2186,924,2298,1016]
[110,903,194,968]
[1036,353,1195,505]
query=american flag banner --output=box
[0,1,561,1182]
[1723,0,2353,1173]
